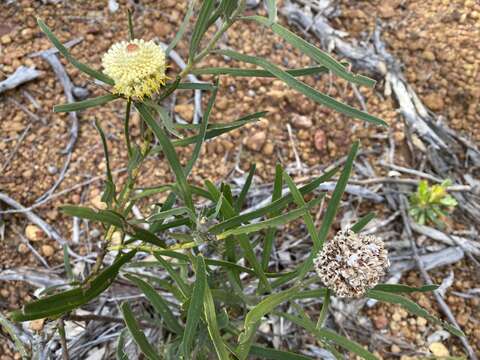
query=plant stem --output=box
[124,98,132,158]
[316,288,330,328]
[57,318,70,360]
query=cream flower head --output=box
[314,229,389,298]
[102,39,167,99]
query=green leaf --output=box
[54,94,121,113]
[209,167,338,234]
[176,82,216,91]
[60,205,123,227]
[351,212,376,233]
[367,290,464,337]
[261,164,284,270]
[37,18,114,85]
[185,79,219,175]
[116,329,129,360]
[125,274,183,334]
[278,312,377,360]
[153,254,191,300]
[94,119,115,202]
[135,102,194,211]
[148,207,195,223]
[121,302,162,360]
[181,256,207,359]
[247,16,375,88]
[283,171,321,273]
[237,285,300,359]
[191,65,332,77]
[265,0,277,23]
[235,163,256,212]
[11,251,136,321]
[0,313,29,359]
[217,197,321,239]
[218,50,386,126]
[167,0,196,55]
[372,284,439,294]
[203,261,230,359]
[250,345,313,360]
[189,0,215,57]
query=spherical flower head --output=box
[314,229,389,298]
[102,39,167,99]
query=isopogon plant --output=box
[6,1,464,359]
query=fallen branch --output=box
[0,66,41,94]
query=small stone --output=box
[391,344,401,354]
[373,314,388,329]
[244,131,266,152]
[91,194,107,210]
[422,50,436,62]
[25,224,43,242]
[291,114,312,129]
[423,93,445,111]
[378,4,396,18]
[29,319,45,332]
[416,317,427,327]
[392,311,402,322]
[41,244,55,257]
[262,142,274,156]
[0,288,9,298]
[153,22,173,38]
[18,243,29,254]
[429,342,450,357]
[175,103,194,122]
[313,129,326,152]
[216,97,229,111]
[47,165,58,175]
[0,34,12,44]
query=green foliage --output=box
[6,2,464,359]
[409,180,458,227]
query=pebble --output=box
[29,319,45,332]
[91,194,107,210]
[244,131,266,152]
[153,22,172,38]
[291,114,312,129]
[25,224,43,241]
[373,314,388,329]
[41,244,55,257]
[0,34,12,44]
[18,243,29,254]
[423,93,445,111]
[429,342,450,357]
[262,142,274,156]
[174,103,194,122]
[313,129,326,151]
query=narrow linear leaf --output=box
[265,0,277,23]
[247,16,375,88]
[204,270,230,359]
[0,313,29,359]
[217,197,321,239]
[121,302,162,360]
[37,18,114,85]
[125,274,183,334]
[54,94,121,112]
[209,167,338,234]
[181,256,207,358]
[135,102,194,211]
[116,329,129,360]
[262,163,284,270]
[176,82,216,91]
[279,312,377,360]
[185,79,219,175]
[191,65,332,78]
[235,163,256,212]
[167,0,196,55]
[351,212,376,233]
[189,0,215,56]
[250,345,313,360]
[218,50,386,126]
[372,284,439,294]
[367,290,464,337]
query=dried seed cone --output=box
[314,229,389,298]
[102,39,167,99]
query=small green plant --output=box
[409,179,458,227]
[4,1,465,359]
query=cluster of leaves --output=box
[409,180,458,228]
[5,1,464,359]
